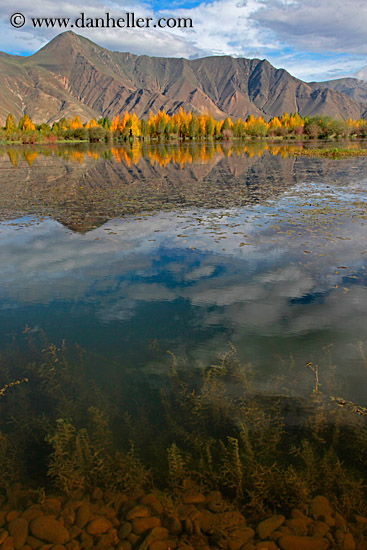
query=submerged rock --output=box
[132,516,161,535]
[30,516,70,545]
[8,517,28,549]
[86,517,112,535]
[311,496,333,520]
[140,494,163,516]
[125,505,150,521]
[118,521,132,539]
[75,505,90,529]
[278,534,330,549]
[256,542,278,550]
[257,515,285,539]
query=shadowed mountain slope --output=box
[310,78,367,106]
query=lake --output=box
[0,141,367,536]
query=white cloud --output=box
[253,0,367,54]
[354,66,367,81]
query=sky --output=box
[0,0,366,82]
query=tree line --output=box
[2,109,367,144]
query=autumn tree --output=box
[5,113,17,132]
[18,114,36,131]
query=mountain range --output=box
[1,31,367,125]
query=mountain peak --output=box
[35,31,95,53]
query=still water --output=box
[0,141,366,510]
[1,142,366,398]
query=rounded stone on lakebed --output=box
[1,536,15,550]
[6,511,20,522]
[344,533,356,550]
[285,517,308,536]
[278,534,330,550]
[127,532,139,545]
[257,515,285,539]
[164,515,182,535]
[21,509,44,522]
[69,525,81,539]
[140,494,163,515]
[30,516,70,545]
[125,505,151,521]
[150,541,172,550]
[256,541,278,550]
[234,527,255,543]
[75,505,90,529]
[86,517,112,535]
[8,517,29,549]
[144,526,169,544]
[118,521,132,539]
[132,516,161,535]
[26,535,45,547]
[182,492,206,505]
[311,496,333,520]
[44,498,62,516]
[228,536,246,550]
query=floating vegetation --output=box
[294,147,367,158]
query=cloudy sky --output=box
[0,0,366,81]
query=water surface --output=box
[0,142,367,496]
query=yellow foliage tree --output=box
[5,113,17,132]
[19,114,36,131]
[110,115,120,132]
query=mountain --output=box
[0,31,366,125]
[309,78,367,106]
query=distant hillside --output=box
[0,31,366,125]
[309,78,367,106]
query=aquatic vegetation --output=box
[0,377,29,398]
[0,331,367,530]
[0,324,367,536]
[0,431,22,490]
[47,408,151,496]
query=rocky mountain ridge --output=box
[0,31,366,125]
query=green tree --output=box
[140,119,147,138]
[157,118,166,139]
[188,114,199,139]
[88,126,107,142]
[205,117,215,138]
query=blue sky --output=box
[0,0,366,81]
